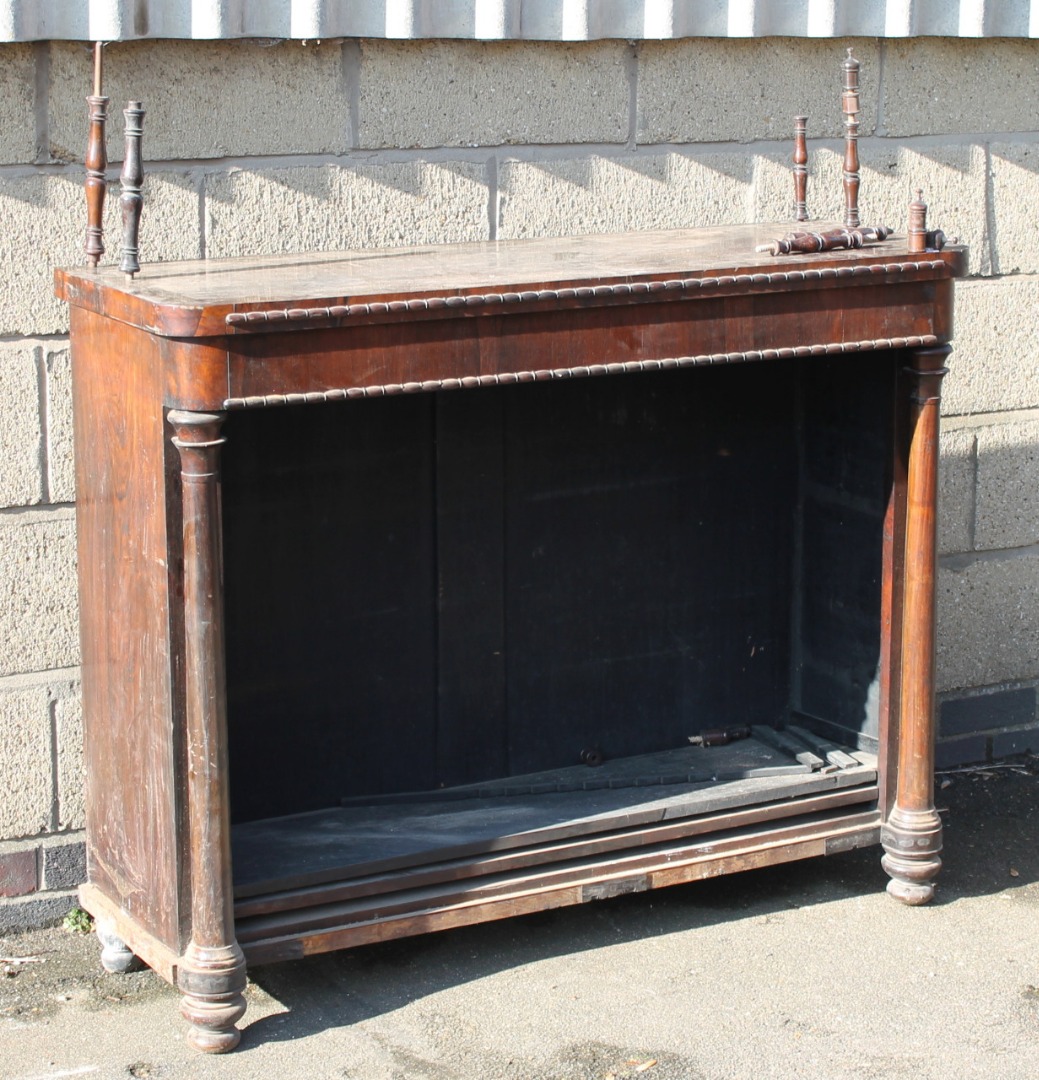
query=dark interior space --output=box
[221,353,895,828]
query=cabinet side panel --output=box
[70,305,181,950]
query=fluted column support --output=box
[169,410,247,1052]
[881,345,950,905]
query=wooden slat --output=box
[232,760,877,897]
[239,815,880,965]
[787,725,862,769]
[752,725,826,770]
[234,783,878,919]
[235,808,879,942]
[342,737,808,806]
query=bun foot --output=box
[97,924,140,974]
[181,991,247,1053]
[881,854,940,905]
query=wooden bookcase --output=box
[56,223,964,1051]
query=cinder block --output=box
[941,686,1037,738]
[44,349,75,504]
[752,147,841,225]
[498,153,753,240]
[0,343,43,509]
[990,142,1039,276]
[0,511,79,678]
[54,689,84,831]
[40,837,86,891]
[637,38,879,145]
[974,416,1039,550]
[937,551,1039,692]
[992,725,1039,757]
[0,846,37,898]
[0,44,37,165]
[0,683,53,838]
[0,172,200,336]
[0,890,77,933]
[883,39,1039,137]
[204,162,489,258]
[752,143,987,274]
[358,40,628,149]
[934,734,988,770]
[945,279,1039,416]
[49,40,348,163]
[937,426,974,556]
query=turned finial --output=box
[906,187,946,252]
[841,48,861,228]
[907,188,927,252]
[84,42,108,267]
[793,116,808,222]
[119,101,145,282]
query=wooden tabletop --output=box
[55,223,966,339]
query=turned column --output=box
[881,345,950,905]
[169,410,247,1051]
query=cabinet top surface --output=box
[56,223,965,338]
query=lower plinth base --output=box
[177,941,248,1053]
[881,805,943,906]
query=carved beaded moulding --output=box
[223,260,950,331]
[224,334,940,410]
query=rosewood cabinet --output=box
[56,223,964,1052]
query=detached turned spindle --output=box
[756,224,891,257]
[841,48,861,228]
[84,43,107,267]
[120,101,145,281]
[793,116,808,221]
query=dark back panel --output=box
[796,352,896,743]
[221,357,892,820]
[222,397,437,821]
[503,365,798,773]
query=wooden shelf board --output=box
[239,811,882,966]
[232,739,877,899]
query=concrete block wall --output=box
[1,35,1036,928]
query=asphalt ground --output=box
[1,757,1037,1080]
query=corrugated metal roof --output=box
[3,0,1038,41]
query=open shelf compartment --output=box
[221,353,896,953]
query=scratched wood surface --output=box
[59,223,904,306]
[55,224,966,341]
[237,810,883,966]
[69,306,185,953]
